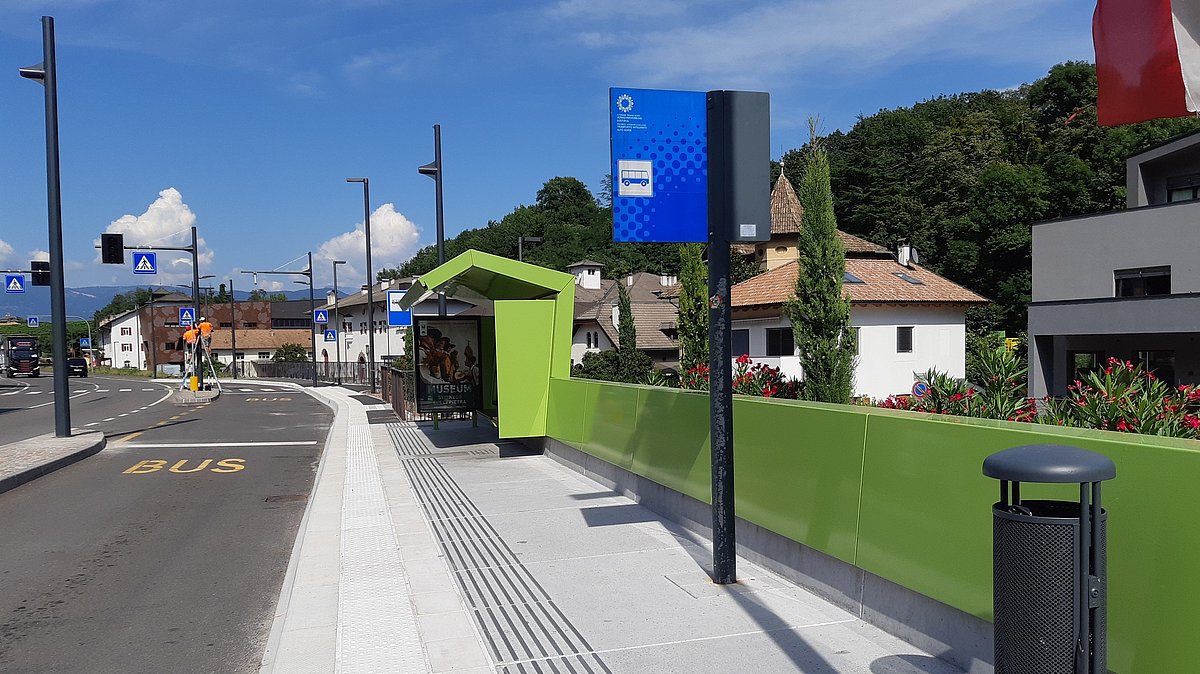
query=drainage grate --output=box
[367,409,399,424]
[401,455,611,673]
[350,394,384,405]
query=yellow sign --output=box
[1004,337,1020,352]
[123,458,245,474]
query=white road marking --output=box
[118,413,129,417]
[96,389,110,392]
[119,388,132,392]
[24,391,41,395]
[239,388,254,391]
[141,388,155,391]
[103,418,115,422]
[119,441,320,448]
[85,422,99,426]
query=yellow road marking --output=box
[119,431,144,443]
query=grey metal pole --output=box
[362,180,377,393]
[229,277,236,378]
[149,289,156,375]
[26,16,70,437]
[518,236,523,262]
[308,251,318,387]
[433,124,446,317]
[333,261,344,385]
[191,225,202,389]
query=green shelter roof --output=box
[397,250,575,309]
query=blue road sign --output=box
[610,87,708,243]
[132,251,158,274]
[179,307,195,326]
[5,275,25,293]
[324,329,337,343]
[386,290,412,327]
[313,309,329,325]
[27,316,39,328]
[79,337,92,349]
[912,381,929,398]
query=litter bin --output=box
[983,444,1115,674]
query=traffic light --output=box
[101,233,124,264]
[30,260,50,286]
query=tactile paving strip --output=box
[337,406,429,673]
[389,428,611,674]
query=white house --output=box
[568,260,681,370]
[729,174,987,400]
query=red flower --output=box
[1186,416,1200,430]
[1116,419,1130,432]
[736,354,751,365]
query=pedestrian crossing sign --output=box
[324,329,337,342]
[4,275,24,293]
[132,251,157,274]
[313,309,329,324]
[27,316,39,328]
[179,307,195,326]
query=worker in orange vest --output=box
[183,326,199,346]
[198,317,213,346]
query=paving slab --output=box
[0,430,105,494]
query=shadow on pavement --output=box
[870,654,961,673]
[102,418,197,439]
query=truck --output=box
[4,335,40,377]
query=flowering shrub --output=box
[680,362,709,391]
[676,355,800,399]
[1040,357,1200,439]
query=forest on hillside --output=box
[385,61,1200,335]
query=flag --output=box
[1093,0,1200,126]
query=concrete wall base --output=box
[538,437,995,674]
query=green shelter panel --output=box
[494,300,556,438]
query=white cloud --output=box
[30,250,49,262]
[561,0,1067,87]
[96,188,214,284]
[547,0,685,19]
[316,203,421,286]
[0,239,13,265]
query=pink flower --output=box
[1186,416,1200,430]
[1116,419,1130,432]
[736,354,751,365]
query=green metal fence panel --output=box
[581,381,639,470]
[733,397,866,565]
[546,377,587,447]
[628,386,712,504]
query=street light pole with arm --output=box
[332,260,346,386]
[346,177,377,393]
[241,254,318,387]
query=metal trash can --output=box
[983,444,1116,674]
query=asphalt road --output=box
[0,374,176,444]
[0,382,332,673]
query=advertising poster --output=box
[415,317,483,412]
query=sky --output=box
[0,0,1096,291]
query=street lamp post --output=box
[20,15,70,437]
[518,236,543,262]
[332,260,346,385]
[418,124,447,317]
[242,254,318,387]
[228,278,237,378]
[346,177,377,393]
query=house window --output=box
[120,327,132,336]
[1168,186,1200,203]
[893,272,924,285]
[765,328,794,357]
[235,352,245,360]
[258,352,271,359]
[1115,266,1170,297]
[1068,351,1104,383]
[242,322,258,328]
[897,326,914,353]
[219,322,233,328]
[844,272,865,284]
[586,332,592,348]
[121,343,133,352]
[1138,350,1177,387]
[732,329,750,357]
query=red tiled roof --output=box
[732,259,988,308]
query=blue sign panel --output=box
[610,87,707,243]
[5,275,25,293]
[27,316,39,328]
[132,251,157,274]
[178,307,195,326]
[324,329,337,343]
[386,290,413,327]
[313,309,329,325]
[79,337,91,349]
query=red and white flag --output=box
[1093,0,1200,126]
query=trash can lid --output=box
[983,444,1116,483]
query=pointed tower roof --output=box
[770,173,804,235]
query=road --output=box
[0,373,176,444]
[0,379,332,673]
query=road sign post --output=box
[386,290,412,327]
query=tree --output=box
[249,289,288,301]
[784,121,856,403]
[272,343,308,362]
[93,287,154,325]
[677,243,708,369]
[616,283,652,381]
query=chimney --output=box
[896,242,912,268]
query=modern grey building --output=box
[1029,131,1200,397]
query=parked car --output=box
[66,358,88,377]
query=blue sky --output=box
[0,0,1095,290]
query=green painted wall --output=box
[547,377,1200,673]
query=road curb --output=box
[170,389,221,405]
[0,431,107,495]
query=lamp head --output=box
[346,177,366,184]
[19,63,45,82]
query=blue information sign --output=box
[313,309,329,325]
[324,329,337,343]
[80,337,92,349]
[5,275,25,293]
[386,290,412,327]
[27,316,39,328]
[179,307,195,326]
[132,251,157,275]
[610,87,708,243]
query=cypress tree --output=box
[616,282,651,382]
[677,243,708,370]
[784,120,857,403]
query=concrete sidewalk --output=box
[262,387,964,673]
[0,431,106,495]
